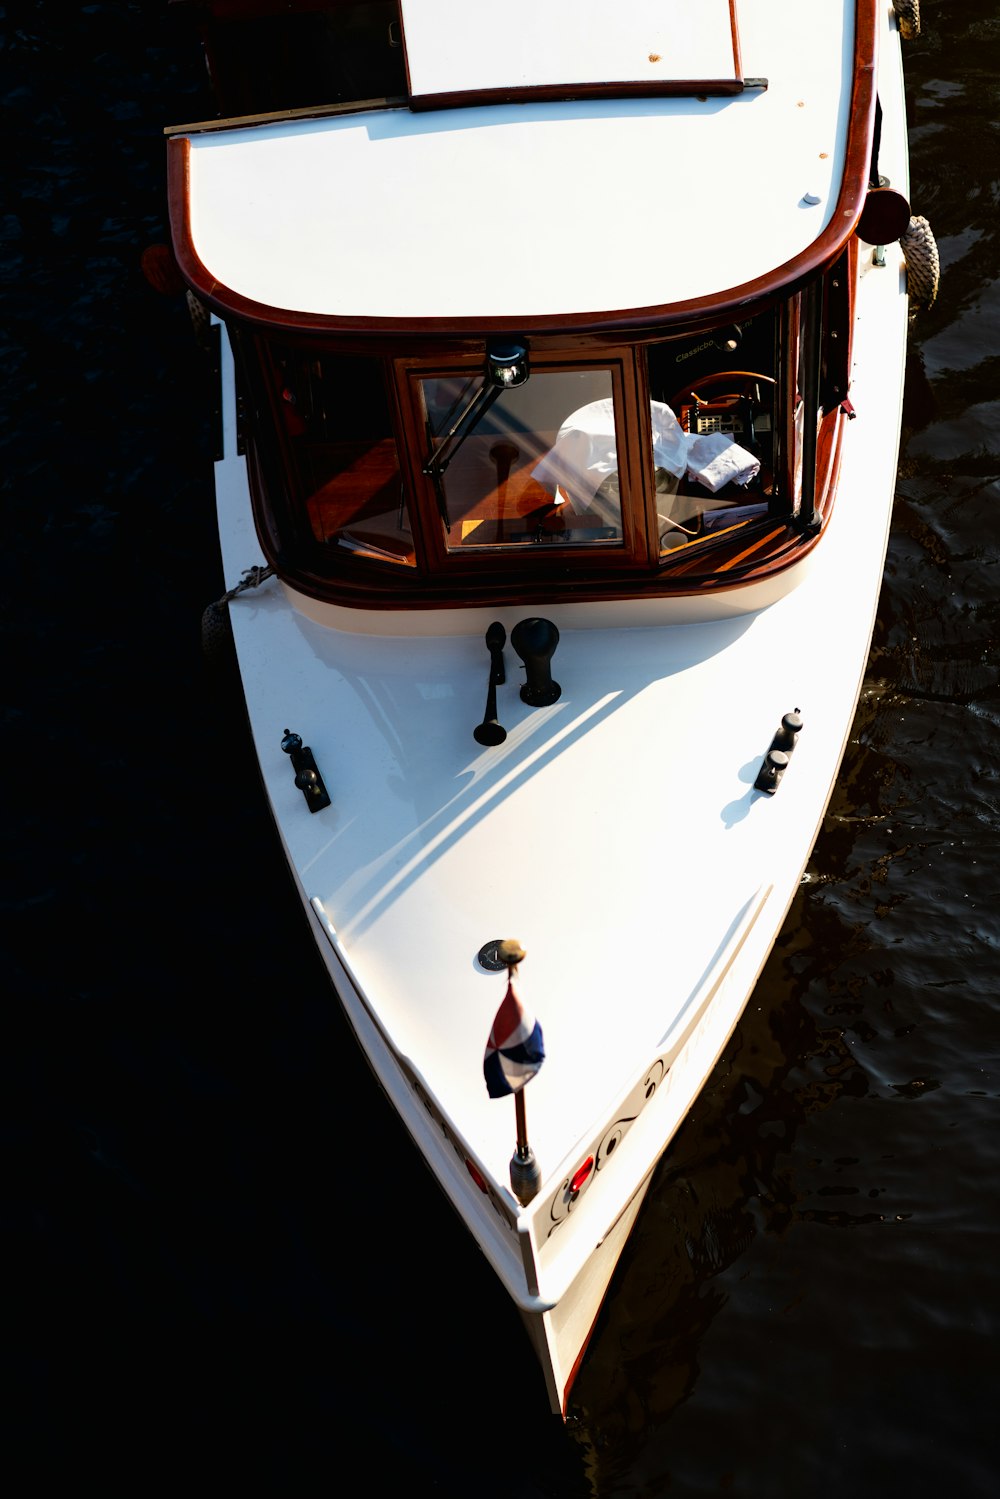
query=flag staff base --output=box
[510,1087,541,1206]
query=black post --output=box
[511,617,561,706]
[474,622,507,745]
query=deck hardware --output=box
[511,617,561,706]
[756,747,789,793]
[474,621,508,745]
[478,939,515,972]
[511,1118,542,1204]
[857,185,911,247]
[281,729,331,812]
[486,343,529,390]
[494,940,543,1207]
[754,709,803,794]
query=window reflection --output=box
[266,343,414,565]
[419,369,625,549]
[647,309,781,552]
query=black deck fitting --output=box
[474,621,508,746]
[511,617,561,706]
[754,709,803,794]
[281,729,331,812]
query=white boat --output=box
[165,0,933,1416]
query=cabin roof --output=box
[170,0,874,333]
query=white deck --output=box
[213,263,909,1263]
[399,0,740,97]
[182,0,855,321]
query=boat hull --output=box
[196,1,911,1418]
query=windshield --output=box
[242,278,842,604]
[418,367,626,549]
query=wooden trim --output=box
[166,0,878,341]
[717,524,789,573]
[407,78,748,113]
[237,347,848,605]
[235,393,846,605]
[164,96,407,137]
[390,348,650,575]
[247,519,819,610]
[729,0,743,80]
[821,239,858,409]
[227,310,854,608]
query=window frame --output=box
[391,345,655,578]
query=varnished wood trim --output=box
[407,79,747,113]
[715,525,788,572]
[822,239,858,409]
[227,337,851,610]
[390,347,649,574]
[164,96,408,136]
[240,400,849,604]
[729,0,743,80]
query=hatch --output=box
[399,0,750,106]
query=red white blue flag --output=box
[484,976,545,1099]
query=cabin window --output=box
[240,279,846,601]
[414,365,632,552]
[646,307,782,556]
[263,342,414,566]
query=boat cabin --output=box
[168,0,886,611]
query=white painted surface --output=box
[213,244,907,1257]
[183,0,854,320]
[399,0,738,97]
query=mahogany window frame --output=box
[390,344,656,578]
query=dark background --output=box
[4,4,999,1493]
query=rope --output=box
[892,0,921,42]
[213,564,276,608]
[901,216,940,311]
[186,291,213,352]
[201,565,276,666]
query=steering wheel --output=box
[669,371,776,499]
[669,370,775,413]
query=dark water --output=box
[5,4,999,1492]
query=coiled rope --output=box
[892,0,921,42]
[901,215,940,311]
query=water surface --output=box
[4,4,999,1493]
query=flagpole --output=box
[499,941,542,1207]
[514,1089,530,1155]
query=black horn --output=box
[474,621,508,745]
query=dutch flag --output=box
[483,976,545,1099]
